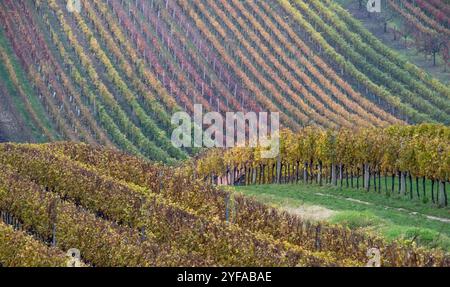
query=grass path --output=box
[227,183,450,252]
[313,191,450,223]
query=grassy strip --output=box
[229,183,450,252]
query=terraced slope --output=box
[0,0,449,161]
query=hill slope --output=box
[0,0,449,160]
[0,142,448,266]
[338,0,450,84]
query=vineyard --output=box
[0,142,449,267]
[0,0,449,268]
[196,124,449,207]
[385,0,449,68]
[0,0,449,159]
[340,0,450,80]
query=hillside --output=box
[338,0,450,83]
[0,0,449,269]
[0,142,448,267]
[0,0,449,162]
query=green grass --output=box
[227,182,450,252]
[330,210,385,229]
[335,174,441,204]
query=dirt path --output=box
[282,205,336,222]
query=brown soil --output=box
[283,205,336,222]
